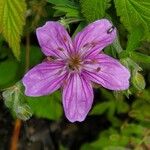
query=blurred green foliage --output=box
[27,91,62,120]
[0,0,150,149]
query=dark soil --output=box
[0,90,111,150]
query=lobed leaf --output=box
[0,0,26,59]
[80,0,111,22]
[47,0,71,5]
[126,27,143,52]
[114,0,150,39]
[54,4,81,18]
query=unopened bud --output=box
[132,72,145,90]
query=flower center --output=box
[68,55,82,71]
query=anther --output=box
[46,56,55,61]
[107,26,115,34]
[68,64,75,70]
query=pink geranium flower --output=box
[23,19,130,122]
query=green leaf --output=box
[129,52,150,63]
[100,89,115,100]
[114,0,150,39]
[54,4,81,18]
[0,0,26,59]
[129,100,150,122]
[0,59,19,88]
[90,102,111,115]
[90,128,129,148]
[121,123,144,136]
[126,27,143,52]
[47,0,71,5]
[2,82,32,121]
[80,0,111,22]
[116,100,129,113]
[137,89,150,102]
[48,0,82,20]
[27,91,63,120]
[103,146,130,150]
[81,144,98,150]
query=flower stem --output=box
[10,119,22,150]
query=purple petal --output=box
[73,19,116,58]
[63,73,93,122]
[36,21,73,59]
[22,60,67,96]
[84,54,130,90]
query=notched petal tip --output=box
[63,74,94,123]
[66,113,87,123]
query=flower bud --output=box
[132,72,145,90]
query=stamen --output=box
[46,56,55,61]
[68,55,81,71]
[107,26,115,34]
[68,64,75,70]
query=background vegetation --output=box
[0,0,150,149]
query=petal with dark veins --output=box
[63,73,93,122]
[23,60,67,96]
[84,54,130,90]
[36,21,73,59]
[73,19,116,58]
